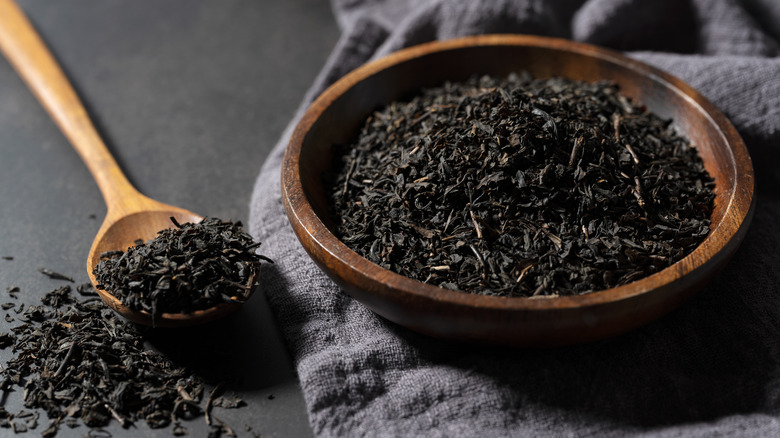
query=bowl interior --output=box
[285,35,753,345]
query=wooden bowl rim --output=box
[282,34,754,312]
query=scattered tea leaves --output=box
[0,284,247,436]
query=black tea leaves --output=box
[0,285,245,436]
[94,217,270,315]
[328,73,715,297]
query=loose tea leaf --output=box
[328,73,715,297]
[94,217,270,316]
[0,284,245,436]
[76,282,98,297]
[0,332,15,348]
[38,268,74,283]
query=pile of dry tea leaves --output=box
[94,217,270,316]
[0,284,245,437]
[328,73,715,297]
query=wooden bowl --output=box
[281,35,754,346]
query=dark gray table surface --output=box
[0,1,339,436]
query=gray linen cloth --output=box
[250,0,780,436]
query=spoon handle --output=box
[0,0,140,209]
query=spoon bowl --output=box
[86,205,245,327]
[0,0,252,327]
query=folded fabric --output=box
[250,0,780,436]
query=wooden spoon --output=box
[0,0,245,327]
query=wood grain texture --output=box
[282,34,755,346]
[0,0,244,327]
